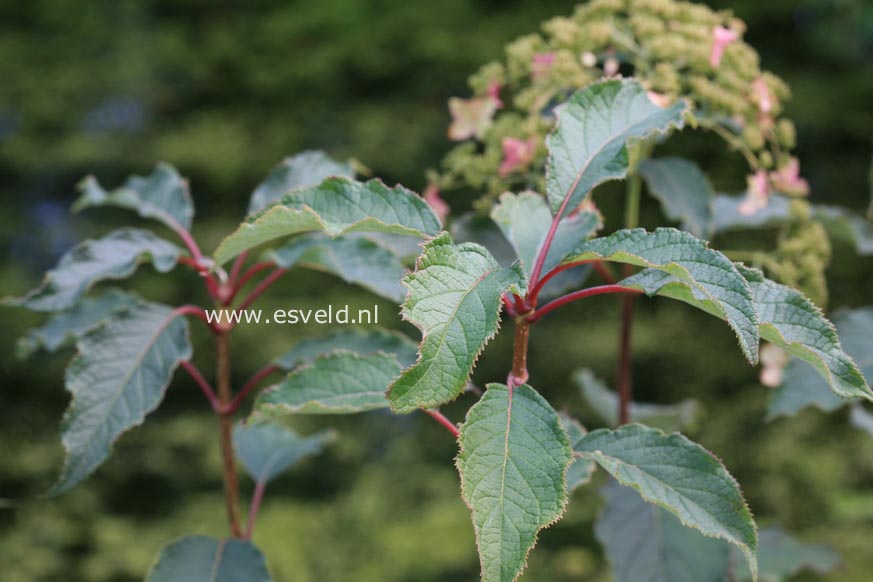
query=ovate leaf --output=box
[268,234,406,302]
[275,328,418,370]
[490,191,601,277]
[733,527,840,582]
[248,150,354,215]
[387,233,526,413]
[49,302,192,495]
[234,421,334,484]
[147,535,271,582]
[16,289,139,358]
[565,228,759,363]
[559,413,596,493]
[638,157,714,237]
[5,228,180,312]
[546,79,687,218]
[574,424,758,579]
[74,163,194,230]
[457,384,572,582]
[596,480,730,582]
[213,177,441,264]
[574,368,700,432]
[256,352,401,416]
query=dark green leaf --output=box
[274,328,418,370]
[234,421,334,484]
[147,535,271,582]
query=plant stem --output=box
[174,304,218,332]
[179,360,220,411]
[510,318,530,385]
[245,479,268,539]
[617,168,644,425]
[237,268,287,311]
[425,409,460,437]
[226,364,281,414]
[525,285,643,323]
[216,331,243,538]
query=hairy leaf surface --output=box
[596,480,730,582]
[234,421,334,484]
[565,228,759,362]
[74,163,194,230]
[575,424,758,578]
[49,302,191,495]
[257,352,401,415]
[457,384,572,582]
[275,328,418,370]
[147,535,271,582]
[546,79,687,218]
[6,228,180,312]
[388,233,525,413]
[639,157,714,237]
[213,177,441,264]
[269,234,406,302]
[248,150,354,215]
[16,289,139,358]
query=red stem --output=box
[245,479,268,539]
[237,268,287,311]
[526,285,643,324]
[593,262,617,284]
[425,409,460,437]
[231,262,277,303]
[228,251,250,288]
[502,295,517,317]
[226,364,282,414]
[174,304,218,332]
[180,360,220,411]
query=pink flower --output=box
[603,57,620,77]
[709,26,739,68]
[646,91,672,108]
[423,183,450,221]
[752,76,774,114]
[447,96,499,141]
[499,137,537,177]
[487,81,504,109]
[759,343,788,388]
[739,170,771,216]
[769,157,809,196]
[531,52,555,79]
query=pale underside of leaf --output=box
[546,78,688,219]
[388,232,526,413]
[566,227,759,363]
[248,150,354,215]
[146,535,271,582]
[274,328,418,370]
[213,177,441,265]
[575,424,758,580]
[268,234,407,302]
[558,413,595,493]
[5,228,180,312]
[74,162,195,230]
[233,421,335,484]
[256,352,402,416]
[457,384,573,582]
[638,157,714,238]
[48,302,191,495]
[732,527,841,581]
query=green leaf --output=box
[147,535,271,582]
[814,205,873,256]
[574,368,700,432]
[16,289,139,358]
[74,163,194,230]
[248,150,354,215]
[565,227,759,363]
[596,480,730,582]
[268,234,406,302]
[490,191,601,278]
[274,328,418,370]
[574,423,758,579]
[457,384,572,582]
[234,421,334,484]
[387,233,526,413]
[733,527,840,582]
[546,79,687,218]
[451,211,518,267]
[5,228,180,312]
[711,193,791,233]
[638,157,714,238]
[256,352,401,416]
[213,177,441,265]
[768,306,873,418]
[48,301,192,495]
[559,413,595,493]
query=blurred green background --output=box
[1,0,873,580]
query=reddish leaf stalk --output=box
[216,331,244,538]
[245,479,268,539]
[174,304,218,333]
[180,360,220,411]
[425,409,460,438]
[231,261,275,299]
[525,285,643,324]
[226,364,282,414]
[236,267,287,311]
[228,251,250,288]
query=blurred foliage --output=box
[1,0,872,580]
